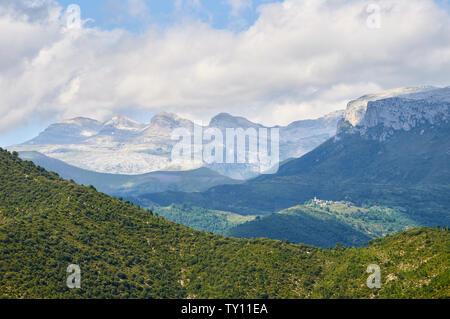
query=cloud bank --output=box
[0,0,449,134]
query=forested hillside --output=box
[153,204,256,235]
[142,123,450,226]
[0,148,448,299]
[153,203,418,248]
[228,203,418,248]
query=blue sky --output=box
[57,0,283,32]
[56,0,449,32]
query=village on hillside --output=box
[307,197,354,208]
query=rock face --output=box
[102,114,146,132]
[27,117,104,145]
[10,111,343,179]
[209,113,263,130]
[343,86,435,126]
[339,86,450,141]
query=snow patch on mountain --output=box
[103,114,146,131]
[11,111,344,178]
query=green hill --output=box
[140,123,450,226]
[0,148,448,298]
[153,204,257,235]
[152,202,418,248]
[311,227,449,299]
[228,202,418,248]
[18,151,241,196]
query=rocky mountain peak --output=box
[339,86,450,141]
[103,114,145,131]
[322,110,345,121]
[150,112,182,124]
[344,86,435,127]
[209,113,261,129]
[22,117,103,145]
[149,112,194,131]
[59,117,102,127]
[15,109,344,177]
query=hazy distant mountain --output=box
[26,117,104,145]
[209,113,263,130]
[11,111,344,179]
[19,151,241,196]
[14,112,200,176]
[142,86,450,227]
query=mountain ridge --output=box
[339,87,450,141]
[141,87,450,227]
[11,110,344,179]
[342,86,435,127]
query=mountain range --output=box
[0,147,448,298]
[140,86,450,227]
[10,110,344,180]
[18,151,241,196]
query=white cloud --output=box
[0,0,449,134]
[126,0,148,17]
[225,0,253,16]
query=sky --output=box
[0,0,449,146]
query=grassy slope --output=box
[0,149,448,299]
